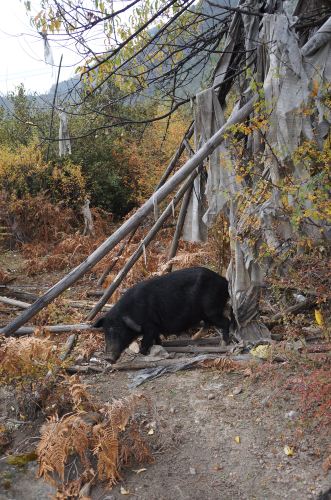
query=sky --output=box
[0,0,79,95]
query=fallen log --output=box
[64,300,112,310]
[0,287,39,302]
[117,353,258,371]
[86,290,104,297]
[1,96,256,337]
[4,323,96,337]
[0,296,31,309]
[66,353,257,374]
[0,292,112,311]
[162,337,222,347]
[66,365,104,374]
[164,345,230,353]
[306,343,331,354]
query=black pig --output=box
[94,266,231,362]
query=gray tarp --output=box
[182,8,330,341]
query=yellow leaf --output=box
[315,309,324,326]
[250,344,271,359]
[234,436,240,444]
[284,445,294,457]
[120,486,130,495]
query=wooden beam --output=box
[6,323,96,337]
[0,296,31,309]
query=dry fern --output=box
[200,357,242,372]
[0,337,60,381]
[37,413,91,485]
[158,251,209,273]
[37,392,151,495]
[93,394,148,486]
[68,375,93,411]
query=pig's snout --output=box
[105,351,121,363]
[104,336,121,363]
[104,346,121,363]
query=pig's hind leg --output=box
[204,310,231,345]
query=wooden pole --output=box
[165,134,197,271]
[165,184,193,272]
[155,121,194,190]
[86,168,200,320]
[0,296,31,309]
[7,323,95,337]
[1,97,256,337]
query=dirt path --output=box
[1,354,330,499]
[84,366,330,500]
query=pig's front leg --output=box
[140,330,158,355]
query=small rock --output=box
[208,393,215,400]
[233,385,243,395]
[149,345,170,358]
[286,410,298,420]
[169,407,176,414]
[189,467,196,475]
[90,357,103,364]
[128,341,140,354]
[293,293,306,303]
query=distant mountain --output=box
[1,0,237,112]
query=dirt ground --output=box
[0,251,330,500]
[1,362,331,500]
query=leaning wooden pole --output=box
[165,182,194,273]
[1,97,256,337]
[97,121,195,286]
[165,135,196,272]
[87,168,200,320]
[155,121,194,190]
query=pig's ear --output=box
[93,317,105,328]
[122,315,142,333]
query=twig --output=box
[59,333,77,361]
